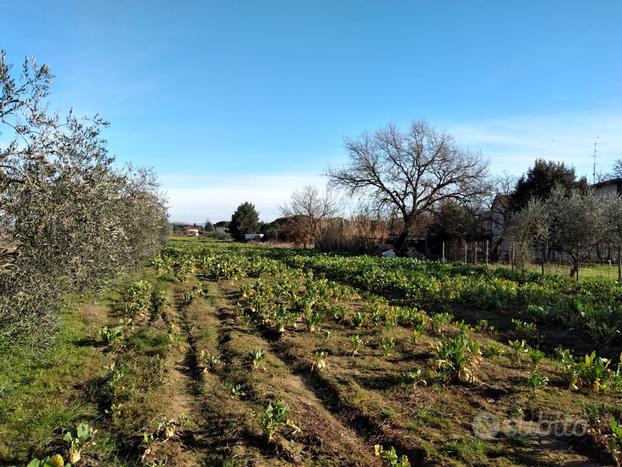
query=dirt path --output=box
[177,279,286,465]
[210,281,380,466]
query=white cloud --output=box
[448,111,622,178]
[161,172,329,223]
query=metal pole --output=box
[464,241,467,263]
[474,242,478,264]
[511,242,515,271]
[442,241,445,263]
[485,240,489,266]
[618,245,621,284]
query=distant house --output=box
[182,226,200,237]
[593,178,622,198]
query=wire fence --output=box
[433,239,622,282]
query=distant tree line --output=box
[0,51,169,345]
[222,122,622,270]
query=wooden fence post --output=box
[485,240,489,266]
[464,241,467,263]
[510,242,515,271]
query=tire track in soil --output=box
[176,280,285,466]
[152,285,206,466]
[213,281,382,466]
[214,279,431,466]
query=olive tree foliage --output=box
[507,186,610,278]
[327,121,490,253]
[280,185,338,248]
[545,188,604,279]
[505,199,549,271]
[0,51,169,343]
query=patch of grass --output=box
[440,437,494,464]
[0,307,111,463]
[382,407,399,419]
[126,328,172,356]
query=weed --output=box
[249,349,265,370]
[352,311,364,328]
[351,335,365,355]
[260,399,300,442]
[27,455,65,467]
[63,422,97,464]
[381,337,395,356]
[527,371,549,391]
[401,369,427,388]
[508,339,528,364]
[311,349,327,371]
[100,325,123,345]
[374,444,411,466]
[435,328,480,383]
[431,312,452,334]
[528,348,545,368]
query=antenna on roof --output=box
[592,137,605,184]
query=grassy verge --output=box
[0,294,116,464]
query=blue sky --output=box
[2,1,621,222]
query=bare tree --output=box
[281,185,337,248]
[492,172,518,196]
[327,121,490,253]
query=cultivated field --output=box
[3,238,622,466]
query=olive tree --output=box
[328,121,490,253]
[602,194,622,283]
[506,199,549,272]
[544,187,605,280]
[0,51,169,343]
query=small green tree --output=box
[204,220,214,232]
[230,202,260,241]
[509,159,588,212]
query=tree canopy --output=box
[509,159,588,212]
[328,121,490,253]
[0,51,169,344]
[229,202,260,241]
